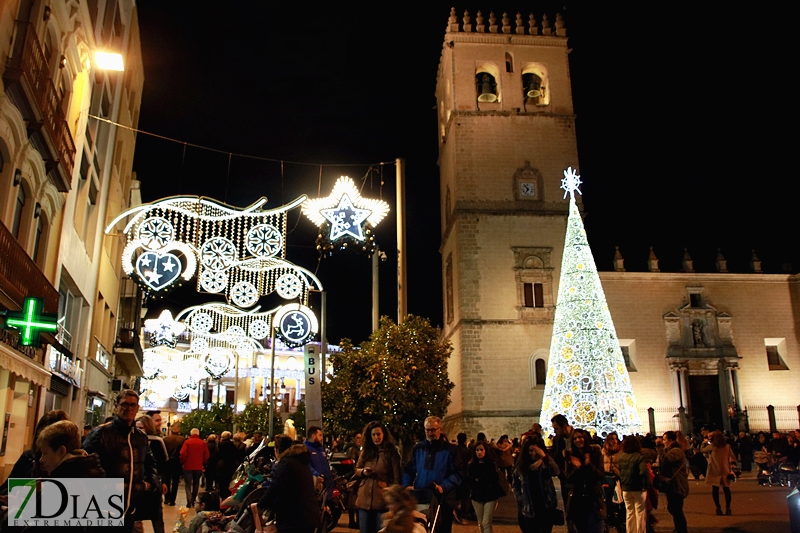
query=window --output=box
[535,358,546,385]
[529,350,548,388]
[765,338,789,370]
[619,340,637,372]
[32,215,44,264]
[690,293,703,308]
[523,283,544,308]
[11,185,25,238]
[505,52,513,73]
[521,63,549,106]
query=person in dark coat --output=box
[513,435,560,533]
[163,423,185,505]
[466,441,505,533]
[657,431,689,533]
[214,431,238,497]
[564,429,605,533]
[135,414,168,533]
[736,432,753,472]
[83,390,160,533]
[204,434,218,490]
[258,437,322,533]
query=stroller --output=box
[601,472,626,533]
[755,450,779,486]
[409,489,440,533]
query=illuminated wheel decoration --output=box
[204,348,232,379]
[225,325,246,337]
[190,312,213,333]
[200,270,227,293]
[276,273,302,299]
[200,237,237,271]
[573,401,597,425]
[190,337,209,353]
[246,224,282,258]
[137,217,174,249]
[173,385,192,401]
[231,281,258,308]
[234,339,254,359]
[249,319,269,340]
[273,304,318,347]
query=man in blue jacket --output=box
[305,426,333,500]
[402,416,461,533]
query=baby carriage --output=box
[755,450,779,486]
[409,489,440,533]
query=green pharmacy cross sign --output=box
[2,297,57,347]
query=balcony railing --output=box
[3,21,75,191]
[0,220,59,314]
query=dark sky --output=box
[132,3,791,345]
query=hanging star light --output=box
[301,176,390,257]
[144,310,186,348]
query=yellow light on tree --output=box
[539,168,641,437]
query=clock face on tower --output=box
[520,182,536,197]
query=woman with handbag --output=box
[493,435,514,484]
[702,430,736,515]
[512,435,560,533]
[354,421,402,533]
[466,442,506,533]
[617,435,649,533]
[564,429,605,533]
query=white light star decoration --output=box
[144,310,186,348]
[301,176,390,256]
[561,166,582,199]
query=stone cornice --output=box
[448,33,568,47]
[443,317,554,342]
[599,271,798,283]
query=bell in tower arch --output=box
[476,73,498,102]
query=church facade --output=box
[435,9,800,438]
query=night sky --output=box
[132,3,791,345]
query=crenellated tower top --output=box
[446,7,566,36]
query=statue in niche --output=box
[692,321,705,347]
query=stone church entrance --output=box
[689,374,723,431]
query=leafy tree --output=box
[289,401,306,438]
[322,315,454,453]
[234,402,283,436]
[179,404,234,438]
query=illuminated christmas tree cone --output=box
[539,168,642,438]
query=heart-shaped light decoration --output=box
[136,251,183,291]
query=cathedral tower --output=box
[436,8,579,436]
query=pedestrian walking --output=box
[134,414,168,533]
[493,435,514,484]
[163,423,185,505]
[618,435,648,533]
[180,428,210,506]
[214,431,238,498]
[354,421,402,533]
[702,430,736,516]
[656,431,689,533]
[466,441,505,533]
[512,435,559,533]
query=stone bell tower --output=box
[436,8,580,436]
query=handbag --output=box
[611,479,623,504]
[653,464,684,492]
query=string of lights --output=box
[88,114,396,168]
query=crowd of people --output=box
[2,395,799,533]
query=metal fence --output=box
[745,405,800,432]
[637,406,681,434]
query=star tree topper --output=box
[302,176,390,242]
[144,310,186,348]
[561,167,582,199]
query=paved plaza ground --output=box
[150,471,793,533]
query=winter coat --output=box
[306,438,334,499]
[657,442,689,497]
[617,452,649,492]
[82,415,160,516]
[137,435,169,521]
[564,445,605,520]
[702,443,735,487]
[512,455,559,519]
[214,438,238,485]
[180,435,210,471]
[401,436,461,493]
[258,444,322,532]
[354,444,402,510]
[467,460,505,503]
[493,442,514,469]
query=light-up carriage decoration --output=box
[105,196,322,306]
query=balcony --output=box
[3,21,75,192]
[0,219,59,314]
[114,322,143,377]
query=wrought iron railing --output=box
[4,21,75,178]
[0,220,59,313]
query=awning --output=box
[0,344,51,387]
